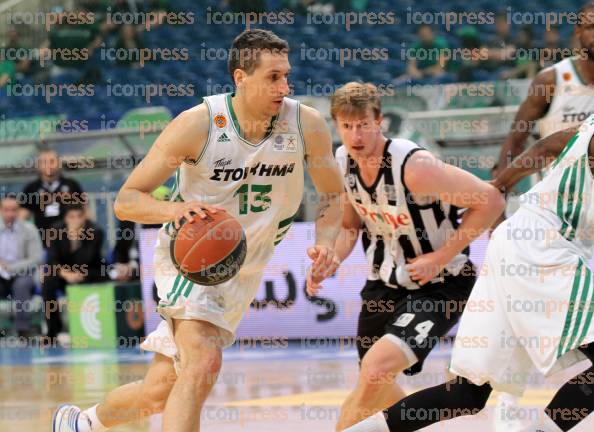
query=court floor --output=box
[1,342,593,431]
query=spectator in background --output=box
[42,204,104,341]
[114,24,145,68]
[110,219,139,281]
[540,26,565,69]
[40,5,103,83]
[0,58,15,89]
[454,26,483,82]
[500,25,538,79]
[406,24,450,81]
[481,11,516,74]
[0,195,43,337]
[21,148,87,248]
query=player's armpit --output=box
[114,104,210,224]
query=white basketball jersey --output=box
[539,57,594,138]
[522,114,594,257]
[336,139,469,289]
[156,93,305,275]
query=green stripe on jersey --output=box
[565,266,592,353]
[552,132,580,169]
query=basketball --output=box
[169,210,247,286]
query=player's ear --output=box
[234,69,247,88]
[375,113,383,127]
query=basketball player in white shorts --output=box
[344,118,594,432]
[52,29,345,432]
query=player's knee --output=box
[179,346,222,378]
[360,355,401,389]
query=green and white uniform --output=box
[141,93,305,361]
[450,114,594,394]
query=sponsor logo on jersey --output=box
[562,72,572,81]
[210,162,296,181]
[217,132,231,142]
[354,202,410,230]
[562,109,594,123]
[214,113,227,128]
[214,157,232,168]
[346,174,357,188]
[272,134,298,152]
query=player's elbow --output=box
[483,186,506,216]
[113,189,132,221]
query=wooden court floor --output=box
[1,344,593,431]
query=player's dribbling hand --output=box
[306,245,340,296]
[405,250,449,286]
[172,201,225,229]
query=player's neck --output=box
[230,93,276,144]
[573,57,594,85]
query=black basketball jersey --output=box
[335,138,470,289]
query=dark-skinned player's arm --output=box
[496,68,555,172]
[404,151,506,285]
[114,104,223,229]
[300,104,346,295]
[493,126,580,191]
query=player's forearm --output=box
[334,226,359,262]
[439,189,505,262]
[114,188,176,224]
[497,128,531,170]
[314,193,343,248]
[494,127,575,191]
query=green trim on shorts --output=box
[558,260,586,357]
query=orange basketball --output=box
[169,210,246,285]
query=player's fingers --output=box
[315,247,328,268]
[307,247,319,260]
[183,210,196,223]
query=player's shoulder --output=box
[386,137,425,160]
[298,102,326,129]
[531,65,556,87]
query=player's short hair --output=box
[330,82,382,120]
[227,29,289,84]
[579,2,594,25]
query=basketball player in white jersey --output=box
[305,82,505,430]
[52,29,344,432]
[344,118,594,432]
[492,4,594,428]
[496,2,594,171]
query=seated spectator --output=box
[406,24,450,80]
[114,24,145,68]
[454,26,483,82]
[42,204,104,341]
[110,219,139,282]
[39,5,103,83]
[480,11,516,74]
[20,148,87,248]
[0,194,43,337]
[0,58,15,89]
[500,25,538,79]
[540,26,565,69]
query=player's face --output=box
[335,108,383,158]
[577,8,594,60]
[242,52,291,117]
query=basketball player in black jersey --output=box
[306,82,505,430]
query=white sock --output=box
[78,404,108,432]
[342,412,390,432]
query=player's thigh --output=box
[357,282,403,360]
